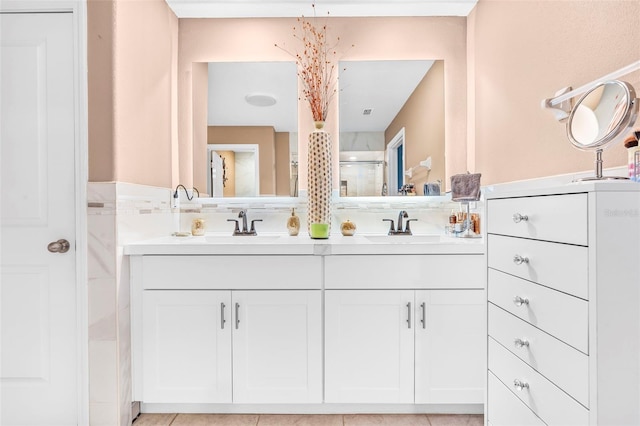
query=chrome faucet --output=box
[239,210,249,233]
[383,210,417,235]
[397,210,408,233]
[228,209,262,236]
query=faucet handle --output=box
[250,219,263,234]
[227,219,240,235]
[383,218,396,234]
[404,219,418,235]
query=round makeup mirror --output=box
[566,80,638,180]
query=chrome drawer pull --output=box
[221,302,226,329]
[513,379,530,391]
[514,338,530,348]
[235,303,240,329]
[513,296,529,307]
[512,213,529,223]
[513,254,529,265]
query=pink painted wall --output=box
[87,0,115,182]
[179,17,468,192]
[89,2,640,190]
[470,0,640,185]
[386,60,445,193]
[88,0,178,188]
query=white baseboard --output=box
[140,403,483,415]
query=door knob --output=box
[47,239,70,253]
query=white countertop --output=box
[485,179,640,200]
[124,233,485,256]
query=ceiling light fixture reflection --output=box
[245,93,277,107]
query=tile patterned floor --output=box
[133,413,484,426]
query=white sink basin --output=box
[364,235,443,244]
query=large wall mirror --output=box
[339,60,445,197]
[182,17,468,202]
[206,61,298,197]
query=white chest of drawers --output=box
[485,182,640,426]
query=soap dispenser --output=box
[287,208,300,236]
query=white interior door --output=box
[386,128,405,195]
[1,12,78,425]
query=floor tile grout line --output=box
[167,412,178,425]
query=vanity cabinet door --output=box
[142,290,232,403]
[414,289,485,404]
[324,290,415,403]
[232,290,322,403]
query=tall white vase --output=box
[307,121,332,236]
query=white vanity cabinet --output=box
[324,255,485,405]
[324,289,416,403]
[142,290,232,403]
[486,184,640,426]
[232,290,322,403]
[414,289,485,404]
[131,255,323,405]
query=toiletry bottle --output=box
[449,210,457,224]
[624,134,639,181]
[471,213,480,235]
[287,208,300,236]
[191,218,206,236]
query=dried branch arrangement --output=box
[276,4,344,122]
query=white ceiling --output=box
[208,62,298,132]
[202,1,467,134]
[339,60,434,133]
[167,0,479,19]
[207,60,435,134]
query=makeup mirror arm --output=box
[542,60,640,120]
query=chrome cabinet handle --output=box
[221,303,226,329]
[420,302,426,329]
[514,379,530,391]
[512,213,529,223]
[513,254,529,265]
[514,338,530,348]
[47,239,70,253]
[406,302,412,329]
[235,303,240,329]
[513,296,529,307]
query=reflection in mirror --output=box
[207,144,259,197]
[339,60,444,197]
[567,80,638,180]
[568,80,637,148]
[207,62,298,197]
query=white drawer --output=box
[487,234,588,300]
[488,303,589,406]
[141,255,322,290]
[487,193,588,246]
[488,269,588,353]
[488,338,589,425]
[325,255,484,289]
[487,372,545,426]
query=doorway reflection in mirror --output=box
[339,60,444,197]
